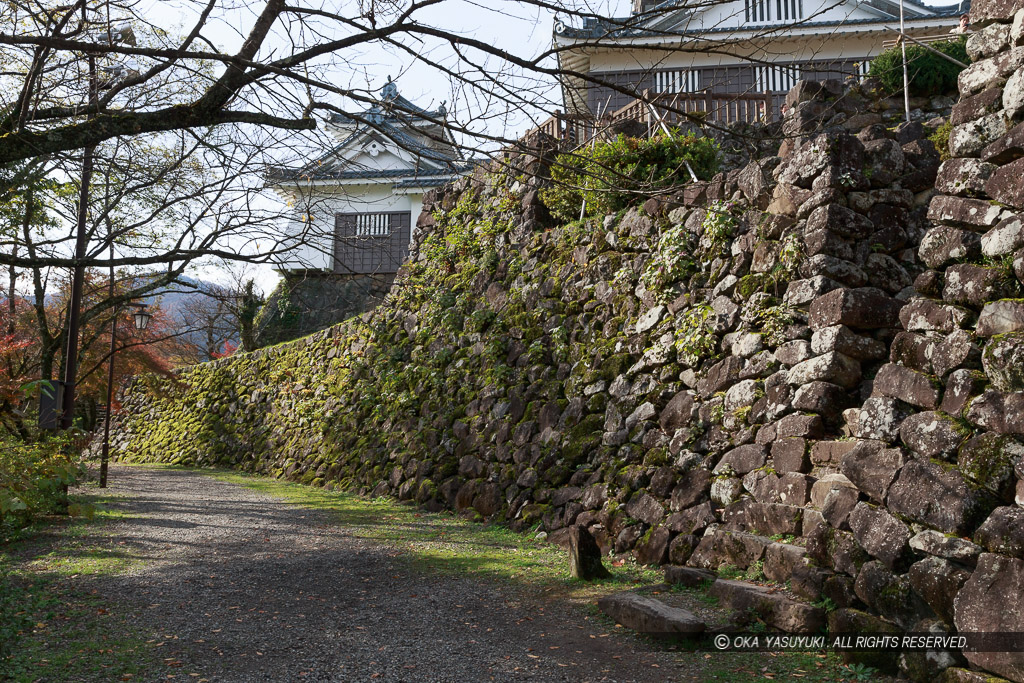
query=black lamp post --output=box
[99,301,151,488]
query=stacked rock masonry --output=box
[104,26,1024,682]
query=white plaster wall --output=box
[585,21,958,75]
[276,183,424,272]
[680,0,869,32]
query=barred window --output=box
[654,69,701,94]
[353,212,392,237]
[744,0,803,23]
[755,64,802,92]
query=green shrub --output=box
[929,120,953,161]
[0,434,83,532]
[540,132,720,222]
[869,37,969,97]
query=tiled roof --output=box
[268,80,465,183]
[557,2,966,40]
[269,163,472,182]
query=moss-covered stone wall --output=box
[106,67,1024,682]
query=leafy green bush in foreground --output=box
[1,434,83,532]
[869,36,969,97]
[541,132,720,222]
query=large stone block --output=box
[934,329,983,378]
[809,287,904,330]
[981,116,1024,163]
[792,381,851,417]
[986,156,1024,209]
[887,459,996,535]
[709,579,826,633]
[954,553,1024,682]
[804,228,853,260]
[951,86,1004,126]
[958,436,1024,499]
[967,22,1012,61]
[626,491,666,526]
[1005,63,1024,118]
[974,506,1024,557]
[900,411,970,459]
[889,331,935,373]
[970,0,1024,26]
[927,194,1005,230]
[597,592,706,635]
[697,355,743,398]
[856,396,914,441]
[764,542,807,583]
[935,158,998,197]
[908,556,972,624]
[958,47,1024,94]
[670,469,711,510]
[786,352,861,389]
[981,213,1024,257]
[864,253,912,295]
[821,484,860,530]
[919,226,982,269]
[943,263,1017,308]
[774,339,814,366]
[783,275,843,307]
[828,609,902,673]
[840,440,906,502]
[950,112,1008,157]
[977,299,1024,336]
[805,203,874,238]
[899,298,974,333]
[688,529,771,570]
[665,501,717,535]
[848,502,912,570]
[771,437,810,473]
[775,412,826,439]
[872,363,942,410]
[811,440,856,467]
[965,389,1024,433]
[660,390,696,432]
[910,529,983,565]
[863,138,906,187]
[854,561,930,630]
[941,368,988,416]
[984,332,1024,391]
[798,254,868,288]
[723,499,804,536]
[714,443,769,475]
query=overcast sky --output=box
[155,0,626,293]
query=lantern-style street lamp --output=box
[99,301,152,488]
[132,304,152,331]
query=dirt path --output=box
[25,466,694,683]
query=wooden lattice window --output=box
[333,211,412,275]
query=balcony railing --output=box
[521,89,773,150]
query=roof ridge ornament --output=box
[381,76,399,102]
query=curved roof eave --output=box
[554,14,962,47]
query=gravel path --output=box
[64,466,693,683]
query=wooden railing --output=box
[520,90,773,150]
[881,32,965,50]
[520,110,597,148]
[637,90,773,128]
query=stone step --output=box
[663,565,717,587]
[709,578,826,634]
[596,591,706,636]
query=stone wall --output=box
[253,272,394,348]
[104,63,1024,681]
[835,4,1024,680]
